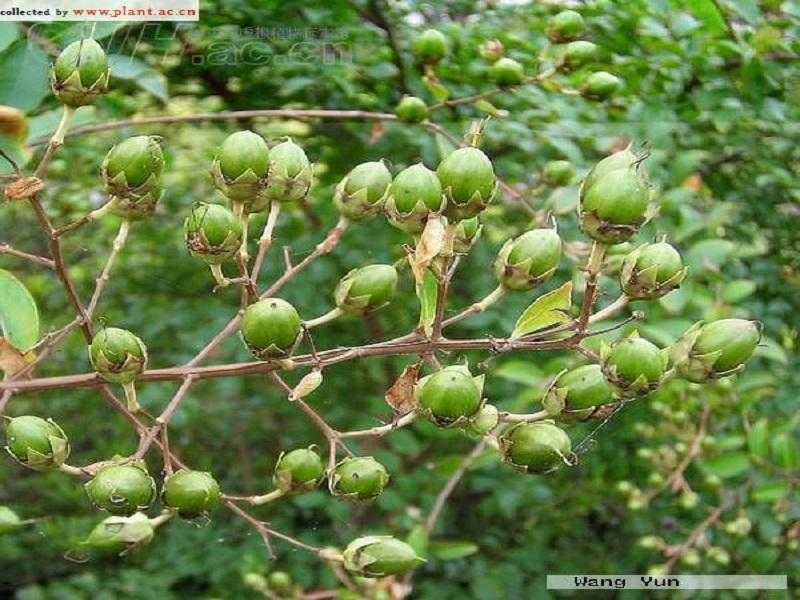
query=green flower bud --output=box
[80,512,154,555]
[162,470,221,519]
[546,10,585,43]
[334,161,393,220]
[385,163,444,234]
[543,364,616,419]
[500,421,573,474]
[452,216,483,254]
[240,298,301,359]
[102,136,164,198]
[437,147,497,221]
[211,131,271,208]
[562,40,599,70]
[88,327,148,385]
[343,536,424,578]
[620,242,687,300]
[264,139,313,203]
[268,571,293,591]
[479,39,505,63]
[85,463,156,516]
[542,160,575,186]
[670,319,761,383]
[184,203,243,264]
[601,331,666,398]
[494,228,562,291]
[413,29,449,64]
[579,148,650,244]
[415,366,484,427]
[329,456,389,501]
[394,96,429,123]
[489,57,524,86]
[273,447,324,493]
[4,415,69,471]
[464,403,499,436]
[51,39,109,107]
[334,264,398,314]
[582,71,623,100]
[0,506,27,535]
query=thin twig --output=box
[87,220,130,318]
[0,244,55,269]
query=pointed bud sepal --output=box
[184,202,242,264]
[621,241,687,300]
[105,183,164,221]
[343,536,425,578]
[384,163,444,234]
[670,319,761,383]
[329,456,389,501]
[85,462,157,516]
[499,420,575,474]
[543,365,616,421]
[211,131,270,208]
[51,39,109,107]
[437,147,497,221]
[264,139,313,203]
[4,415,70,471]
[240,298,302,359]
[415,365,485,428]
[88,327,147,385]
[79,512,155,556]
[452,217,482,254]
[600,331,666,398]
[334,264,398,314]
[162,470,221,520]
[494,227,562,291]
[273,447,324,494]
[334,161,392,220]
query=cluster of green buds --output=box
[329,456,389,501]
[342,536,424,578]
[211,130,271,210]
[4,415,69,471]
[499,421,574,474]
[600,331,666,398]
[489,57,524,87]
[273,447,325,494]
[334,264,398,314]
[670,319,761,383]
[385,163,444,234]
[240,297,302,359]
[493,227,562,291]
[333,161,393,220]
[415,365,485,428]
[51,39,109,107]
[79,512,155,556]
[88,327,148,385]
[184,202,242,264]
[620,241,687,300]
[394,96,429,123]
[263,139,313,204]
[161,470,221,519]
[85,462,157,516]
[101,136,165,220]
[412,29,449,64]
[579,145,651,244]
[438,147,497,221]
[543,364,617,421]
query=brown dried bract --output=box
[384,362,421,415]
[4,177,44,202]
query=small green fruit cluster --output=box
[51,39,109,107]
[101,136,165,220]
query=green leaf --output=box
[108,55,168,102]
[0,134,31,170]
[511,281,572,340]
[429,541,479,560]
[747,418,769,458]
[751,481,789,503]
[770,433,799,471]
[475,100,508,118]
[0,41,50,111]
[702,452,750,479]
[684,239,735,273]
[722,279,756,303]
[689,0,728,37]
[416,269,438,338]
[422,75,449,101]
[0,23,18,54]
[0,269,40,350]
[405,524,429,559]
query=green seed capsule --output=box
[273,447,324,493]
[102,136,164,197]
[394,96,429,123]
[81,513,154,555]
[542,160,575,186]
[334,161,393,220]
[51,39,109,106]
[494,228,562,291]
[184,203,242,264]
[620,242,687,300]
[264,139,313,203]
[385,163,444,234]
[85,463,156,516]
[412,29,449,64]
[582,71,623,100]
[88,327,148,385]
[500,421,572,474]
[343,536,425,577]
[4,415,70,471]
[545,364,616,413]
[602,332,665,398]
[218,131,270,180]
[330,456,389,501]
[546,10,585,43]
[563,40,599,69]
[240,298,301,359]
[162,470,221,519]
[489,57,524,86]
[437,147,496,221]
[334,264,398,314]
[672,319,761,382]
[416,366,483,426]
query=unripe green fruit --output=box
[330,456,389,501]
[602,333,664,397]
[268,571,292,590]
[334,264,398,314]
[542,160,575,186]
[185,203,242,264]
[4,415,70,471]
[89,327,148,385]
[264,139,312,203]
[217,131,270,180]
[494,228,562,291]
[693,319,760,372]
[385,163,444,234]
[452,216,482,254]
[162,470,221,519]
[489,57,524,86]
[394,96,429,123]
[479,39,504,63]
[500,421,572,474]
[563,40,598,69]
[416,367,482,425]
[437,147,496,221]
[82,513,154,555]
[240,298,301,359]
[582,146,639,192]
[621,242,686,300]
[51,39,109,106]
[412,29,449,64]
[582,71,622,100]
[334,161,392,220]
[85,464,156,516]
[343,536,424,577]
[548,364,616,412]
[464,403,499,436]
[273,447,324,493]
[546,10,585,43]
[103,136,164,191]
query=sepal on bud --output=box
[494,228,562,291]
[4,415,70,471]
[273,447,324,494]
[184,203,242,264]
[329,456,389,501]
[669,319,761,383]
[334,264,398,314]
[600,331,666,398]
[102,136,164,199]
[437,147,496,221]
[415,365,484,428]
[452,217,482,254]
[264,139,313,203]
[384,163,444,234]
[51,39,109,107]
[162,470,221,519]
[88,327,148,385]
[499,420,574,474]
[334,161,392,220]
[343,536,424,578]
[620,241,687,300]
[240,298,302,359]
[85,462,157,516]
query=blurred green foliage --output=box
[0,0,798,598]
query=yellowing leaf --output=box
[511,282,573,340]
